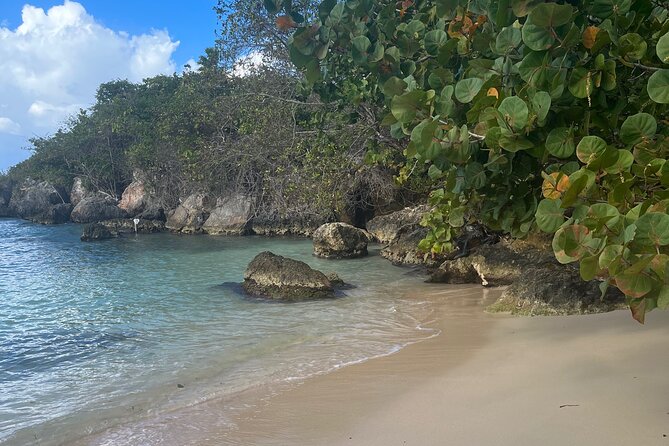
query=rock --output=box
[118,178,164,220]
[70,178,91,207]
[71,193,126,223]
[9,179,72,224]
[242,251,335,300]
[81,223,113,241]
[250,214,329,237]
[203,194,253,235]
[380,225,440,267]
[487,264,626,316]
[366,205,430,244]
[98,218,166,234]
[166,193,214,233]
[429,243,556,286]
[312,222,368,259]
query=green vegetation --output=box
[268,0,669,322]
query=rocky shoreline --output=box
[0,177,627,316]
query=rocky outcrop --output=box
[99,218,166,234]
[242,251,337,300]
[9,179,72,224]
[70,178,91,207]
[366,205,430,244]
[81,223,113,241]
[0,182,13,217]
[487,264,626,316]
[250,214,330,237]
[203,194,252,235]
[118,178,165,221]
[166,193,214,233]
[380,225,440,267]
[71,193,126,223]
[312,222,369,259]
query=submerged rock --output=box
[202,194,253,235]
[312,222,368,259]
[366,205,430,244]
[166,193,214,234]
[242,251,336,300]
[81,223,113,241]
[98,218,166,234]
[71,194,125,223]
[9,179,72,224]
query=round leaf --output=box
[635,212,669,246]
[454,78,484,103]
[546,127,575,158]
[536,198,565,233]
[424,30,448,56]
[576,136,607,165]
[528,3,573,27]
[495,27,522,54]
[497,96,529,131]
[620,113,657,145]
[647,70,669,104]
[657,31,669,64]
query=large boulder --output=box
[9,179,72,224]
[203,194,253,235]
[70,177,91,207]
[243,251,336,300]
[118,178,165,220]
[166,193,214,233]
[380,225,441,267]
[312,222,369,259]
[81,223,113,241]
[366,205,430,244]
[71,194,126,223]
[487,264,626,316]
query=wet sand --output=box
[219,284,669,446]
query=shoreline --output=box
[208,286,669,446]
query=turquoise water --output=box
[0,219,436,445]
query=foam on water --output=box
[0,219,436,445]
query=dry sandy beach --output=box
[219,284,669,446]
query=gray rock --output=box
[166,193,214,233]
[312,222,368,259]
[250,214,329,237]
[9,179,71,224]
[81,223,113,241]
[380,225,440,267]
[70,178,91,207]
[487,264,626,316]
[118,177,164,220]
[71,194,126,223]
[203,194,252,235]
[242,251,335,300]
[98,218,166,234]
[366,205,430,244]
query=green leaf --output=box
[580,254,600,281]
[603,150,634,174]
[568,67,591,99]
[619,33,647,61]
[382,77,407,97]
[576,136,607,165]
[522,23,555,51]
[620,113,657,145]
[590,0,631,18]
[552,224,590,263]
[647,70,669,104]
[531,91,551,122]
[495,27,522,54]
[634,212,669,246]
[546,127,575,158]
[536,198,565,233]
[454,78,484,103]
[263,0,282,14]
[527,3,573,27]
[497,96,529,131]
[391,91,427,123]
[424,30,448,56]
[658,286,669,310]
[657,31,669,64]
[616,272,653,298]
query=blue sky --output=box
[0,1,221,171]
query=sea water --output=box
[0,219,437,445]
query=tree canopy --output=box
[268,0,669,322]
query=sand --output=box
[218,284,669,446]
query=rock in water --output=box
[312,222,369,259]
[71,194,126,223]
[81,223,113,241]
[380,225,441,267]
[9,179,72,224]
[242,251,335,300]
[165,193,214,234]
[366,205,430,244]
[118,176,165,221]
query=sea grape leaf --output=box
[620,113,657,145]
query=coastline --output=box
[211,285,669,446]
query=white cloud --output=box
[0,117,21,135]
[183,58,202,73]
[232,51,268,77]
[0,0,181,170]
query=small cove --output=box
[0,219,438,445]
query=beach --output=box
[218,284,669,446]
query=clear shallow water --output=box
[0,219,436,445]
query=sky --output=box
[0,0,220,171]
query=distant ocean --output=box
[0,219,437,445]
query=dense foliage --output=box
[269,0,669,322]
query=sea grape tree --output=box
[267,0,669,322]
